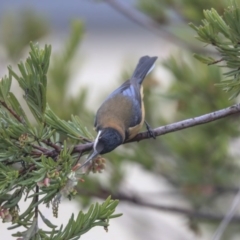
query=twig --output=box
[103,0,216,55]
[128,103,240,142]
[0,100,24,123]
[13,103,240,159]
[42,140,61,152]
[72,142,94,154]
[73,103,240,153]
[77,187,240,222]
[19,164,36,175]
[212,187,240,240]
[208,58,224,65]
[34,185,39,218]
[31,144,58,158]
[32,144,49,153]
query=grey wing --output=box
[105,80,142,127]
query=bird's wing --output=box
[106,80,141,103]
[107,80,142,127]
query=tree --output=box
[0,23,121,239]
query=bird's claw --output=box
[145,121,156,139]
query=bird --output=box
[81,55,157,170]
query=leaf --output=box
[49,196,121,240]
[9,43,51,123]
[191,1,240,99]
[45,106,92,141]
[38,211,57,229]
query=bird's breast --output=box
[95,85,144,141]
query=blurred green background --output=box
[1,0,240,239]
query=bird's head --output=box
[87,128,124,161]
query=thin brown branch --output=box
[73,103,240,154]
[72,142,94,154]
[128,103,240,142]
[42,140,61,152]
[77,187,240,223]
[208,58,224,65]
[34,185,39,218]
[31,144,58,158]
[32,144,48,152]
[103,0,216,55]
[0,100,23,123]
[19,164,36,175]
[14,103,240,160]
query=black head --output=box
[80,128,122,171]
[94,128,123,154]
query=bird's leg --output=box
[144,120,156,139]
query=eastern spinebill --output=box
[81,55,157,169]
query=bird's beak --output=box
[79,131,103,172]
[87,149,99,162]
[79,149,99,172]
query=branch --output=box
[73,103,240,154]
[77,187,240,223]
[103,0,216,55]
[212,188,240,240]
[208,58,224,65]
[15,103,240,161]
[34,185,39,218]
[128,103,240,142]
[0,100,24,123]
[72,142,94,154]
[42,139,61,152]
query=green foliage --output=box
[45,107,93,141]
[152,54,240,237]
[180,0,227,22]
[137,0,172,23]
[137,0,228,23]
[161,55,239,191]
[9,44,50,123]
[48,196,121,240]
[11,196,121,240]
[48,21,91,122]
[0,163,19,194]
[190,1,240,99]
[0,9,49,60]
[0,42,121,239]
[1,1,240,239]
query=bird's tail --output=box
[131,56,158,84]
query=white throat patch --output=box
[93,130,102,151]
